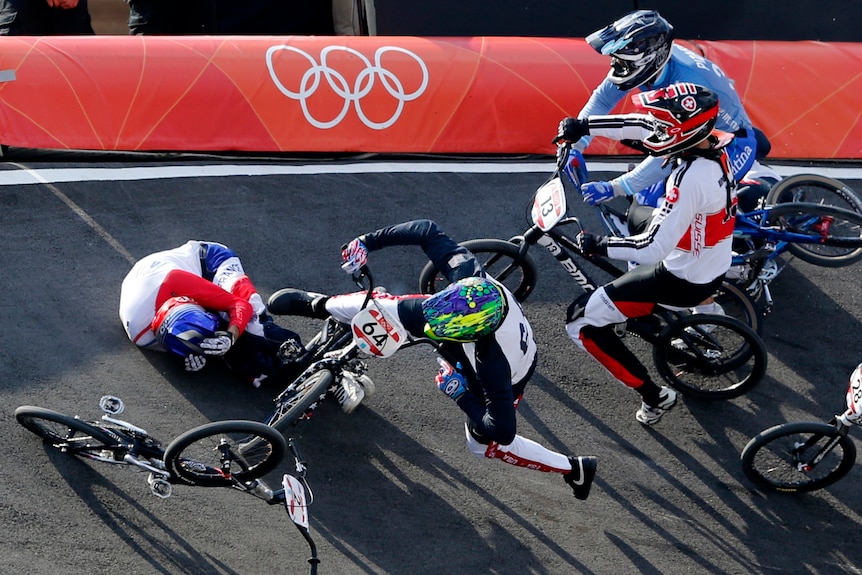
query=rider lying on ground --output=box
[119,240,302,387]
[556,83,739,426]
[278,219,598,500]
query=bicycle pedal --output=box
[147,474,172,498]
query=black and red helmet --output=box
[587,10,674,91]
[632,82,719,156]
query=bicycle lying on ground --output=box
[726,197,862,314]
[740,362,862,494]
[15,396,321,574]
[419,147,768,400]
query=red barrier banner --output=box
[0,36,859,158]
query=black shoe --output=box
[564,456,597,500]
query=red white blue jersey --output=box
[119,240,261,349]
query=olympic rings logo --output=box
[265,45,429,130]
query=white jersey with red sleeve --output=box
[119,242,203,348]
[604,155,737,285]
[119,240,262,348]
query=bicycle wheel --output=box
[237,370,332,457]
[418,238,538,302]
[15,406,126,460]
[267,369,333,434]
[712,280,762,334]
[765,202,862,267]
[653,313,766,400]
[164,420,287,487]
[741,421,857,493]
[765,174,862,214]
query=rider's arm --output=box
[603,168,699,265]
[156,269,254,337]
[574,80,628,152]
[358,219,482,282]
[580,114,674,197]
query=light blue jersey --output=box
[579,44,756,199]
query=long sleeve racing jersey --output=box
[577,44,753,195]
[603,154,738,284]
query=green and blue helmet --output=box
[422,277,508,342]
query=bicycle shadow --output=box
[517,369,862,574]
[36,444,243,575]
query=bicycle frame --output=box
[18,395,320,572]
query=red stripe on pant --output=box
[579,299,654,389]
[483,442,569,473]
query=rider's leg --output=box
[565,279,666,407]
[565,264,719,406]
[465,422,570,471]
[464,422,598,499]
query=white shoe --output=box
[353,373,376,399]
[334,372,365,414]
[636,386,678,425]
[690,301,725,317]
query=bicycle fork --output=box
[793,425,847,472]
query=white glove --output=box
[341,238,368,274]
[184,354,206,372]
[200,330,234,356]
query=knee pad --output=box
[464,422,490,458]
[565,292,591,324]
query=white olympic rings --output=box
[265,45,429,130]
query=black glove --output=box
[553,117,590,145]
[576,232,609,257]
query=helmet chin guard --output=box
[587,10,674,91]
[632,82,719,156]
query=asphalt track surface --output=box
[2,153,861,575]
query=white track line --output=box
[2,161,861,185]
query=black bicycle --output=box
[740,363,862,493]
[249,265,464,447]
[16,395,320,573]
[247,275,379,445]
[419,149,767,400]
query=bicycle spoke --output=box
[747,431,848,489]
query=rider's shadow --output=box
[39,444,243,575]
[754,260,861,416]
[280,397,596,575]
[516,370,862,574]
[140,348,595,574]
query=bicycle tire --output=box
[15,406,126,459]
[765,202,862,267]
[740,421,857,493]
[653,313,766,400]
[163,420,287,487]
[713,280,762,334]
[765,174,862,214]
[418,238,538,302]
[267,369,334,434]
